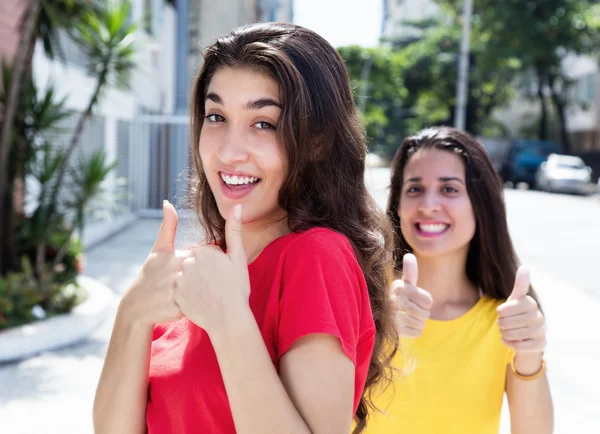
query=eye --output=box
[205,114,225,123]
[254,121,276,131]
[442,186,459,194]
[405,185,422,194]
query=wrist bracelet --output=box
[510,353,546,381]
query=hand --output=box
[497,266,546,354]
[120,200,190,327]
[392,253,433,338]
[174,204,251,333]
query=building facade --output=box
[381,0,440,45]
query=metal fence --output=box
[39,113,192,223]
[129,115,192,214]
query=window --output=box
[576,72,596,105]
[143,0,162,37]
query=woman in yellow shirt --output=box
[367,127,554,434]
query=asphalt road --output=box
[0,168,598,433]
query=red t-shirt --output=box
[146,227,376,433]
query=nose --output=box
[417,190,441,215]
[216,124,250,164]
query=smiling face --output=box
[398,148,476,260]
[199,66,287,226]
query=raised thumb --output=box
[152,200,178,253]
[225,204,246,265]
[507,265,531,301]
[402,253,418,286]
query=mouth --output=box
[415,222,450,238]
[218,171,262,200]
[220,171,261,189]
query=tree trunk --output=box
[50,68,106,203]
[13,22,39,219]
[0,178,17,274]
[536,65,548,141]
[0,0,41,275]
[36,68,107,278]
[548,73,571,154]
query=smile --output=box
[415,222,450,237]
[220,172,260,186]
[218,171,261,200]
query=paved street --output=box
[1,168,599,433]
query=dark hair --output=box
[189,22,398,432]
[386,126,539,302]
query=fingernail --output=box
[234,204,242,220]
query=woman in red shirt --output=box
[93,23,398,434]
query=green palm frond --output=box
[70,151,117,202]
[33,142,65,186]
[38,0,97,61]
[73,1,137,93]
[68,151,117,230]
[30,85,73,135]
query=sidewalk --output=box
[498,265,600,433]
[0,216,598,433]
[0,217,200,434]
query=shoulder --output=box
[479,294,507,311]
[274,228,365,290]
[283,227,356,260]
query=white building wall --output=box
[382,0,440,43]
[32,0,176,119]
[563,55,599,133]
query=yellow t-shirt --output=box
[365,295,514,434]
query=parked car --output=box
[503,139,560,188]
[535,154,592,194]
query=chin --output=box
[413,242,470,260]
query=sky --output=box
[293,0,384,48]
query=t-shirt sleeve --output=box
[277,230,369,364]
[152,323,170,341]
[506,347,517,366]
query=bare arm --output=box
[209,307,355,434]
[93,305,153,434]
[506,352,554,434]
[94,201,185,433]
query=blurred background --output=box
[0,0,598,433]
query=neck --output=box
[414,249,478,306]
[241,215,290,264]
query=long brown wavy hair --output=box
[386,126,540,302]
[188,22,399,432]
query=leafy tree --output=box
[0,0,98,274]
[338,46,408,156]
[438,0,600,152]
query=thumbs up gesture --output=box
[121,200,192,326]
[174,204,251,333]
[392,254,433,338]
[497,266,546,353]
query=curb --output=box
[81,212,138,251]
[0,275,116,363]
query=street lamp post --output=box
[454,0,473,131]
[358,54,374,116]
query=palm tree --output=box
[0,0,95,274]
[0,61,72,274]
[48,0,136,215]
[37,0,137,276]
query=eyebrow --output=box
[206,92,281,110]
[406,176,465,185]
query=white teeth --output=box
[220,173,259,185]
[419,223,448,233]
